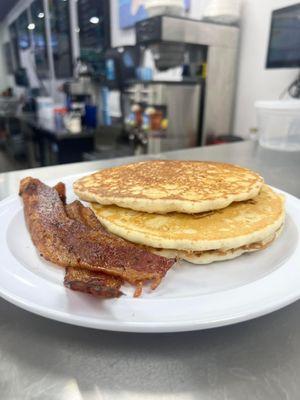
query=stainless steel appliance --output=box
[135,16,239,145]
[124,82,200,153]
[63,77,99,112]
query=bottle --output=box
[151,108,163,131]
[143,107,155,131]
[132,104,143,127]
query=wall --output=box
[233,0,299,137]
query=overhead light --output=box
[27,23,35,30]
[38,12,44,18]
[89,16,99,24]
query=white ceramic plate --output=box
[0,173,299,333]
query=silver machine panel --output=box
[124,82,200,154]
[135,16,240,146]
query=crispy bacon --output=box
[64,200,123,298]
[64,267,122,298]
[53,182,66,204]
[65,200,108,233]
[19,177,175,295]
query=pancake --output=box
[152,225,283,264]
[90,185,285,252]
[74,160,263,214]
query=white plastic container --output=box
[255,100,300,151]
[36,97,55,130]
[203,0,241,25]
[144,0,184,17]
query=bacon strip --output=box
[53,182,66,204]
[19,177,175,294]
[64,200,123,298]
[64,267,122,298]
[65,200,108,233]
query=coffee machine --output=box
[132,15,239,149]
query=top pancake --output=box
[73,160,264,214]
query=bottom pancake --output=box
[90,185,285,252]
[151,225,283,264]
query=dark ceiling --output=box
[0,0,19,21]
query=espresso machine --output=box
[128,15,239,151]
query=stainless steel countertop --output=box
[0,141,299,400]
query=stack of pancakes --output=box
[73,160,285,264]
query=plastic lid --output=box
[255,100,300,110]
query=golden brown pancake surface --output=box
[74,160,263,214]
[91,185,285,251]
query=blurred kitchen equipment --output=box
[136,67,153,81]
[64,58,100,119]
[84,104,98,128]
[54,107,67,131]
[144,0,184,17]
[63,78,98,113]
[266,5,300,72]
[124,82,200,153]
[135,15,239,145]
[105,46,141,90]
[36,97,55,129]
[63,111,82,134]
[102,46,142,129]
[203,0,241,25]
[0,97,19,117]
[74,58,93,79]
[255,100,300,151]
